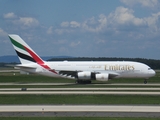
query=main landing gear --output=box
[144,79,148,84]
[75,80,92,84]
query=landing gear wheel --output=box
[144,79,147,84]
[87,80,91,84]
[75,80,78,84]
[75,80,82,84]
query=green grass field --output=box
[0,94,159,105]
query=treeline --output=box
[48,57,160,69]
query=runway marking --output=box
[0,83,160,86]
[94,83,160,86]
[0,105,160,112]
[1,88,160,91]
[0,83,74,86]
[0,91,160,95]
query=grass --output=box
[0,117,160,120]
[0,94,160,105]
[0,74,75,83]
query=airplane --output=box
[8,34,155,84]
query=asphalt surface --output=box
[1,83,160,86]
[0,91,160,95]
[0,105,160,117]
[1,87,160,91]
[0,112,160,117]
[1,105,160,112]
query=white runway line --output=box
[0,83,85,85]
[0,82,160,86]
[94,83,160,86]
[0,91,160,95]
[1,88,160,91]
[0,105,160,112]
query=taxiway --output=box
[0,91,159,95]
[0,105,160,112]
[0,87,160,91]
[0,82,160,86]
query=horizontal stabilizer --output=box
[14,65,36,69]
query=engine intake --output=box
[77,72,109,81]
[77,71,91,80]
[96,73,109,81]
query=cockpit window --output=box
[148,68,151,70]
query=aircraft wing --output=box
[58,70,80,78]
[57,70,119,79]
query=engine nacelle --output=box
[77,71,91,80]
[96,73,109,81]
[77,72,109,81]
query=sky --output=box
[0,0,160,59]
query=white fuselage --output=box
[20,61,155,80]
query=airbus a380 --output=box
[8,34,155,84]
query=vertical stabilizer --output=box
[8,34,44,64]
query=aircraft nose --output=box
[150,69,156,77]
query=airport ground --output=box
[1,117,160,120]
[0,68,160,119]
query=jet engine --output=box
[95,73,109,81]
[77,71,91,80]
[77,72,109,81]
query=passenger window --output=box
[148,68,151,70]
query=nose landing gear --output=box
[144,79,148,84]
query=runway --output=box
[0,105,160,117]
[0,105,160,112]
[0,91,160,95]
[0,82,74,86]
[1,82,160,86]
[1,87,160,91]
[0,85,160,95]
